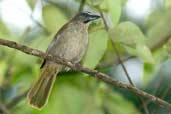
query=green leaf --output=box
[145,10,163,28]
[87,0,104,6]
[0,61,7,86]
[124,45,137,55]
[110,21,146,46]
[31,34,55,51]
[95,83,141,114]
[146,9,171,49]
[120,0,128,6]
[42,4,67,33]
[0,19,10,37]
[136,44,154,64]
[164,39,171,58]
[142,63,156,85]
[27,0,37,9]
[105,93,141,114]
[164,0,171,9]
[99,0,121,26]
[142,48,168,85]
[82,30,108,69]
[110,22,154,63]
[124,44,154,64]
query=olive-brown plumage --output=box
[27,12,100,109]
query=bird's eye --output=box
[86,11,91,14]
[80,13,89,18]
[80,11,92,17]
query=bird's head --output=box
[73,11,100,24]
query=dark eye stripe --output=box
[81,13,88,16]
[80,12,92,18]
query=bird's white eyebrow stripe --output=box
[84,11,91,15]
[85,11,99,17]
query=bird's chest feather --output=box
[47,22,88,63]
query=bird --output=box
[27,11,100,109]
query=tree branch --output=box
[0,38,171,109]
[6,90,28,109]
[0,103,12,114]
[78,0,87,12]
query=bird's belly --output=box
[63,37,88,63]
[52,35,88,63]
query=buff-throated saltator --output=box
[27,11,100,109]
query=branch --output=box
[0,103,12,114]
[0,38,171,109]
[78,0,87,12]
[6,90,28,108]
[99,12,134,85]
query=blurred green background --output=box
[0,0,171,114]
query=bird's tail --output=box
[27,63,61,109]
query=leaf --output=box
[120,0,128,6]
[165,39,171,58]
[82,30,108,69]
[95,83,141,114]
[145,10,163,28]
[42,4,67,33]
[110,21,146,46]
[142,48,168,85]
[110,21,154,63]
[142,63,156,85]
[31,34,54,51]
[124,44,154,64]
[27,0,37,9]
[124,45,137,55]
[136,44,154,64]
[0,61,7,86]
[0,19,10,37]
[105,93,141,114]
[146,9,171,49]
[164,0,171,9]
[87,0,104,6]
[99,0,121,26]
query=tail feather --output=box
[27,63,61,109]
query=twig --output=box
[152,83,171,114]
[0,38,171,109]
[140,77,164,110]
[16,5,50,35]
[152,77,164,96]
[161,88,170,99]
[6,90,28,108]
[96,56,135,69]
[99,11,134,85]
[0,103,12,114]
[99,11,150,114]
[78,0,87,12]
